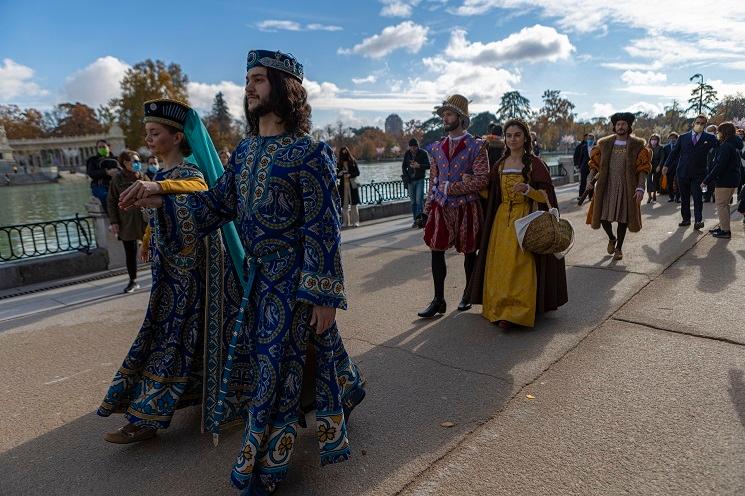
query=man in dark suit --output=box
[574,132,595,200]
[661,132,679,202]
[663,115,718,229]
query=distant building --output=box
[385,114,404,136]
[5,124,125,170]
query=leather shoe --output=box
[678,220,691,227]
[607,238,617,255]
[104,425,157,444]
[613,249,623,261]
[708,227,721,234]
[457,295,472,311]
[418,299,446,318]
[713,230,731,239]
[693,221,705,230]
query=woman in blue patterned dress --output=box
[97,99,237,443]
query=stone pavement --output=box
[1,184,743,495]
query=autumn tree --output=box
[0,105,46,139]
[45,102,104,137]
[534,90,576,151]
[496,91,532,122]
[686,73,717,116]
[403,118,424,146]
[663,100,688,133]
[112,59,189,149]
[712,93,745,123]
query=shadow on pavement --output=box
[0,223,654,496]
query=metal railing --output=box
[358,179,430,205]
[0,214,96,262]
[548,163,570,177]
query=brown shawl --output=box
[585,134,651,233]
[467,155,568,313]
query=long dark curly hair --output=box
[245,68,312,136]
[501,119,533,184]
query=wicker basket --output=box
[523,211,574,255]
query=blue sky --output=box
[1,0,744,129]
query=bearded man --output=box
[585,112,652,261]
[418,94,489,317]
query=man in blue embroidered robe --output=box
[129,50,365,495]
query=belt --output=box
[212,245,295,443]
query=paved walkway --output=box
[1,184,744,495]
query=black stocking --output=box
[616,223,628,250]
[601,220,615,241]
[432,251,446,300]
[464,252,477,289]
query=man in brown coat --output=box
[585,112,652,261]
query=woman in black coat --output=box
[702,122,743,239]
[337,146,361,227]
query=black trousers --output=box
[122,240,138,281]
[677,176,704,223]
[579,165,590,197]
[667,173,680,200]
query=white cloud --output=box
[726,61,745,70]
[380,0,422,17]
[592,102,616,117]
[452,0,745,68]
[307,23,343,31]
[620,80,745,101]
[591,101,664,118]
[336,109,366,127]
[257,20,302,31]
[626,101,665,115]
[620,70,667,86]
[63,56,129,107]
[413,56,521,105]
[256,20,342,32]
[352,75,378,85]
[624,34,741,68]
[444,24,574,64]
[601,61,663,71]
[0,58,49,101]
[338,21,429,59]
[187,80,245,118]
[303,78,342,103]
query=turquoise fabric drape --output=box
[183,109,245,280]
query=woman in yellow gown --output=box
[468,119,567,328]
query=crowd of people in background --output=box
[83,139,162,292]
[573,114,745,240]
[88,108,745,297]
